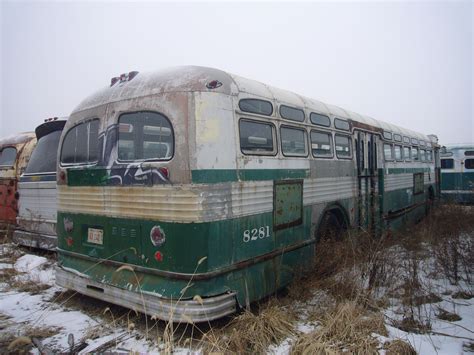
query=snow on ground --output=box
[380,291,474,354]
[0,246,166,353]
[0,239,472,354]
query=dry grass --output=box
[392,315,431,334]
[201,300,296,354]
[436,307,462,322]
[286,204,473,354]
[1,325,61,354]
[291,301,387,354]
[0,205,471,353]
[463,341,474,352]
[9,277,51,294]
[384,338,417,355]
[452,291,473,300]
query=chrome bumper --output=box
[13,230,57,250]
[55,265,237,323]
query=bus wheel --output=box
[426,186,435,215]
[317,211,344,242]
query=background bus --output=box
[55,66,440,322]
[0,132,36,235]
[440,144,474,204]
[13,118,67,250]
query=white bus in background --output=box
[440,144,474,204]
[13,118,66,250]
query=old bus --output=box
[0,132,36,233]
[13,118,67,249]
[55,66,440,322]
[440,144,474,204]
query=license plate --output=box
[87,228,103,245]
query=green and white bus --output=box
[55,66,440,322]
[440,144,474,204]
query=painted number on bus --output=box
[243,226,271,242]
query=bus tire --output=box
[316,210,345,242]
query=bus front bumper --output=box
[55,265,237,323]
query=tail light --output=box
[158,167,169,179]
[58,170,67,185]
[154,251,163,262]
[66,237,74,247]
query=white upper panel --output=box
[71,65,436,143]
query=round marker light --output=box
[154,251,163,262]
[150,226,166,247]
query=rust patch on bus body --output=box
[349,119,383,134]
[0,132,36,227]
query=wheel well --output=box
[320,204,349,230]
[316,205,349,241]
[327,208,347,229]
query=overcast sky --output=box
[1,0,472,144]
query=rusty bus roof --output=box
[0,132,36,147]
[71,65,437,145]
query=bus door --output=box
[272,179,304,286]
[355,131,379,235]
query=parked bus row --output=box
[0,66,471,323]
[0,119,66,249]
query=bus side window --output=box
[310,130,333,158]
[310,112,330,127]
[383,143,393,161]
[412,147,419,161]
[465,159,474,169]
[403,146,411,161]
[394,145,402,161]
[426,150,432,162]
[335,134,352,159]
[441,159,454,169]
[420,149,426,162]
[0,147,17,167]
[280,126,308,157]
[239,119,276,155]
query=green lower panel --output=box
[441,192,474,204]
[441,172,474,191]
[58,240,314,306]
[385,203,428,231]
[57,207,314,306]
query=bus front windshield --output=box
[0,147,17,167]
[25,130,62,174]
